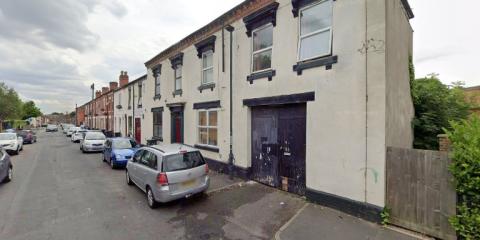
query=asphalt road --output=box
[0,131,306,240]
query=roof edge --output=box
[400,0,414,19]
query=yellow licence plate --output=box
[182,179,196,187]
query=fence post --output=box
[438,134,451,152]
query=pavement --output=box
[0,130,427,240]
[275,203,430,240]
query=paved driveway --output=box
[0,131,305,240]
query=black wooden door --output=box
[278,105,306,195]
[251,107,279,188]
[251,104,306,194]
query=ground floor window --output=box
[128,116,132,135]
[153,111,162,139]
[198,110,217,146]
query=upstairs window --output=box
[298,0,332,61]
[128,87,132,109]
[175,65,182,91]
[153,66,161,97]
[202,51,214,85]
[252,24,273,73]
[138,83,143,106]
[155,74,161,96]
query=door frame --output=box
[168,103,185,144]
[134,118,141,143]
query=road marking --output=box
[274,202,309,240]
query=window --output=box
[252,24,273,73]
[153,111,162,139]
[175,65,182,91]
[163,151,205,172]
[140,151,157,169]
[128,116,132,134]
[128,87,132,108]
[155,71,161,96]
[201,51,213,85]
[198,110,217,146]
[118,93,122,106]
[138,83,143,106]
[298,0,332,61]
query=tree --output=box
[0,83,23,120]
[22,101,42,119]
[411,75,470,149]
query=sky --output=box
[0,0,478,114]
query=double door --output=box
[251,104,306,195]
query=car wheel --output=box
[14,147,19,155]
[4,166,12,183]
[20,145,23,151]
[146,187,158,209]
[126,171,133,186]
[110,159,115,169]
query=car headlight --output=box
[115,154,122,159]
[9,142,15,147]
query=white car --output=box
[66,126,79,137]
[71,129,87,143]
[80,131,106,153]
[63,124,74,134]
[0,133,23,155]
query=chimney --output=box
[95,90,101,98]
[102,87,109,94]
[109,82,118,91]
[119,71,129,87]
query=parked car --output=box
[18,130,37,144]
[66,126,79,137]
[126,144,209,208]
[0,133,23,155]
[0,147,13,183]
[46,124,58,132]
[63,124,74,134]
[71,129,87,143]
[103,138,139,169]
[80,131,106,153]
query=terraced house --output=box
[113,72,147,143]
[141,0,414,221]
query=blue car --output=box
[103,138,139,169]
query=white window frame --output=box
[297,0,333,62]
[251,23,273,74]
[201,51,214,85]
[197,109,218,147]
[175,65,182,91]
[155,74,161,96]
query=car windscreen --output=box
[85,132,106,140]
[163,151,206,172]
[112,139,134,149]
[0,134,16,140]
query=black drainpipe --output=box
[225,25,235,180]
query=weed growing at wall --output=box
[446,117,480,239]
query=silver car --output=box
[0,147,13,183]
[126,144,210,208]
[80,131,106,153]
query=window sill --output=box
[153,95,162,100]
[116,105,122,110]
[247,69,276,84]
[197,83,215,93]
[172,89,183,97]
[194,144,219,153]
[293,55,338,75]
